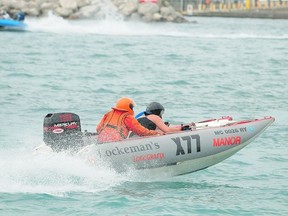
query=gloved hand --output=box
[181,124,191,131]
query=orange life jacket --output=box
[97,109,130,143]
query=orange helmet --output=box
[114,97,135,115]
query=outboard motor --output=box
[43,113,83,152]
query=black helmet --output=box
[145,102,165,118]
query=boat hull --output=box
[0,19,27,30]
[77,117,274,175]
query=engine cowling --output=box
[43,113,83,152]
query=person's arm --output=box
[125,115,162,136]
[147,115,181,133]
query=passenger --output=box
[14,12,25,21]
[96,97,163,143]
[137,102,192,133]
[0,10,10,20]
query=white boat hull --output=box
[34,115,274,176]
[75,117,274,176]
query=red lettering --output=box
[213,136,242,147]
[133,153,165,162]
[235,136,241,144]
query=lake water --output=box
[0,14,287,215]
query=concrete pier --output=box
[166,0,288,19]
[190,8,288,19]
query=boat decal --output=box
[52,128,64,134]
[213,136,241,147]
[248,126,254,132]
[53,121,78,128]
[214,127,248,136]
[44,121,79,132]
[172,134,201,156]
[133,153,165,163]
[99,141,160,157]
[59,113,73,122]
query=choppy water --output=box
[1,14,287,215]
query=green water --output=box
[0,16,287,215]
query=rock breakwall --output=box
[0,0,188,22]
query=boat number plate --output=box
[172,135,200,156]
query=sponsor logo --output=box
[98,142,160,158]
[213,136,241,147]
[44,121,79,132]
[54,121,78,128]
[53,128,64,134]
[133,153,165,162]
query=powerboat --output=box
[0,17,27,31]
[34,113,275,176]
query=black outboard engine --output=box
[43,113,84,152]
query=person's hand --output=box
[181,124,191,131]
[157,131,165,135]
[189,122,196,130]
[189,122,196,127]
